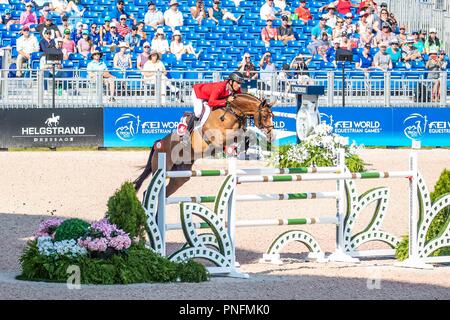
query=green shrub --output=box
[53,218,90,242]
[396,169,450,260]
[18,242,208,284]
[106,181,147,243]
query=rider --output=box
[177,72,245,135]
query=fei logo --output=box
[115,113,141,141]
[403,113,428,141]
[319,113,334,126]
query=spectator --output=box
[39,29,55,52]
[411,31,425,54]
[137,21,147,41]
[278,15,295,45]
[124,25,141,51]
[419,30,427,45]
[273,0,290,17]
[320,0,358,15]
[208,0,242,25]
[374,22,395,47]
[343,12,355,34]
[137,41,151,70]
[50,0,84,17]
[398,24,407,46]
[356,43,373,70]
[38,6,51,24]
[117,14,132,38]
[316,32,332,60]
[20,3,38,28]
[356,10,372,35]
[260,15,278,47]
[426,50,447,102]
[338,31,352,50]
[151,28,170,55]
[372,42,392,70]
[89,23,100,47]
[238,52,258,80]
[359,23,374,47]
[290,53,312,79]
[323,3,338,28]
[40,37,71,93]
[358,0,378,14]
[332,17,345,40]
[99,16,111,45]
[402,36,422,69]
[260,0,277,21]
[77,29,94,57]
[348,25,361,48]
[190,0,206,26]
[36,15,61,39]
[103,22,123,48]
[142,50,179,103]
[386,38,402,63]
[71,21,83,44]
[325,40,339,65]
[170,29,201,60]
[294,0,312,23]
[144,1,164,29]
[425,28,442,54]
[16,25,39,77]
[113,42,131,70]
[61,28,76,59]
[86,50,116,102]
[259,52,276,90]
[308,15,332,54]
[111,0,136,24]
[373,8,396,33]
[58,15,72,36]
[164,0,183,31]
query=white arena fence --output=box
[0,69,448,108]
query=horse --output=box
[134,93,275,196]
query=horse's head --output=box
[231,94,275,142]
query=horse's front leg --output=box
[165,163,193,197]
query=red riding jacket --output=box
[193,80,242,108]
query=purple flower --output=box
[36,218,64,238]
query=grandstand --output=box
[0,0,449,107]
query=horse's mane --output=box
[234,93,263,102]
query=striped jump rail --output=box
[166,166,340,178]
[166,216,338,231]
[237,171,414,184]
[166,192,338,204]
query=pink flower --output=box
[36,218,63,238]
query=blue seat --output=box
[162,54,177,64]
[223,33,238,40]
[233,40,249,48]
[205,33,220,41]
[181,54,197,62]
[216,40,231,47]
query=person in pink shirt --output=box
[77,29,94,57]
[61,28,76,60]
[261,15,278,47]
[19,3,38,28]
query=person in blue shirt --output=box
[111,0,136,24]
[307,15,333,54]
[124,25,141,51]
[39,29,56,52]
[386,38,402,63]
[71,22,83,44]
[103,22,123,48]
[89,23,101,47]
[356,43,374,70]
[87,50,116,102]
[325,40,339,65]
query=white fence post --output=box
[327,70,334,106]
[37,69,44,108]
[155,71,162,105]
[439,71,447,107]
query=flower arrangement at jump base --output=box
[273,123,365,172]
[19,182,208,284]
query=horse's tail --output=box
[134,143,157,191]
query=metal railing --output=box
[0,69,448,108]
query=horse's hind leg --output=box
[165,163,193,197]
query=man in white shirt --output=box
[144,1,164,29]
[260,0,277,20]
[16,25,39,77]
[164,0,183,30]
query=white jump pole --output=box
[157,152,167,256]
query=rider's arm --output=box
[207,86,228,108]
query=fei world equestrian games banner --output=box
[103,107,450,148]
[0,108,103,148]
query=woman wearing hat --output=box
[425,28,442,55]
[99,16,111,45]
[113,42,132,70]
[238,53,258,80]
[142,50,179,103]
[77,29,94,58]
[19,3,38,28]
[61,28,76,60]
[170,30,201,60]
[151,28,170,55]
[87,50,116,102]
[137,42,151,70]
[164,0,184,30]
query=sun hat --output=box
[143,41,150,47]
[76,21,83,28]
[150,50,161,59]
[173,29,181,36]
[429,28,437,34]
[4,9,11,14]
[345,12,353,18]
[82,29,89,35]
[360,10,368,16]
[64,28,71,34]
[22,25,30,31]
[104,16,111,22]
[406,36,414,43]
[244,52,251,58]
[120,14,127,20]
[110,22,117,27]
[429,49,438,55]
[156,27,164,34]
[169,0,179,6]
[320,14,329,20]
[389,38,399,44]
[327,3,336,9]
[91,50,103,58]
